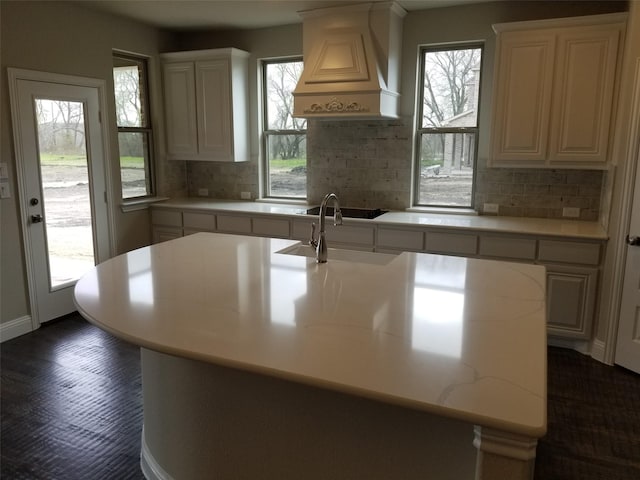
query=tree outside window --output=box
[113,53,154,199]
[263,59,306,198]
[415,45,482,207]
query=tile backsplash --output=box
[183,117,604,221]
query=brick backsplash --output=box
[186,160,259,200]
[307,119,412,210]
[474,168,604,221]
[181,118,604,221]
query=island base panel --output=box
[140,348,478,480]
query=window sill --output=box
[256,198,308,206]
[406,206,478,216]
[120,196,170,213]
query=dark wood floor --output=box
[1,314,639,479]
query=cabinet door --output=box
[196,59,232,161]
[163,62,198,158]
[548,25,621,164]
[152,227,183,244]
[491,30,556,163]
[544,264,598,339]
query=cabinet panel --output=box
[425,232,477,256]
[544,264,598,339]
[162,62,198,157]
[326,224,375,246]
[291,220,314,242]
[196,59,232,159]
[252,218,290,238]
[183,212,216,231]
[217,215,251,234]
[479,235,537,260]
[491,31,555,162]
[151,209,182,227]
[377,228,424,251]
[538,240,600,265]
[549,26,621,163]
[152,227,182,244]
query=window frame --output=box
[112,51,156,201]
[261,57,306,200]
[413,43,484,209]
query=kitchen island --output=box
[74,232,547,480]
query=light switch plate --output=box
[0,163,8,180]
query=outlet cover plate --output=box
[563,207,580,218]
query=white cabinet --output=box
[490,13,625,167]
[151,209,183,244]
[161,48,249,162]
[543,264,598,339]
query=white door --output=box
[615,139,640,373]
[8,69,112,327]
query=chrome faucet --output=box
[309,193,343,263]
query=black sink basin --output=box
[305,206,388,219]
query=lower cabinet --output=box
[152,226,182,244]
[150,205,603,341]
[543,263,598,339]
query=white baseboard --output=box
[0,315,34,342]
[547,336,591,355]
[140,428,174,480]
[589,338,610,365]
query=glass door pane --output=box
[35,98,96,289]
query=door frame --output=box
[7,68,116,330]
[601,57,640,364]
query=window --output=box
[113,53,154,199]
[415,45,482,208]
[262,58,306,198]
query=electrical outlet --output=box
[483,203,499,214]
[0,163,8,180]
[0,182,11,199]
[240,191,251,200]
[563,207,580,218]
[197,188,209,197]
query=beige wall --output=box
[0,1,178,324]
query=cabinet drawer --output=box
[425,232,477,256]
[151,209,182,227]
[538,240,600,265]
[216,215,251,234]
[183,212,216,231]
[479,235,536,260]
[377,228,424,251]
[291,220,313,241]
[252,218,290,238]
[326,224,375,246]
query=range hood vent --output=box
[293,2,406,119]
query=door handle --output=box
[626,235,640,246]
[30,214,43,224]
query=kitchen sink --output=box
[305,206,388,219]
[277,244,398,265]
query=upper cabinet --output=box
[489,13,627,168]
[161,48,250,162]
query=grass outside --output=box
[269,157,305,171]
[40,154,144,169]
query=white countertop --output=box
[74,232,547,437]
[153,198,607,240]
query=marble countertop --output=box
[152,198,607,240]
[74,232,547,437]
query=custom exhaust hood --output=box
[293,2,406,119]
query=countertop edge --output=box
[151,198,608,241]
